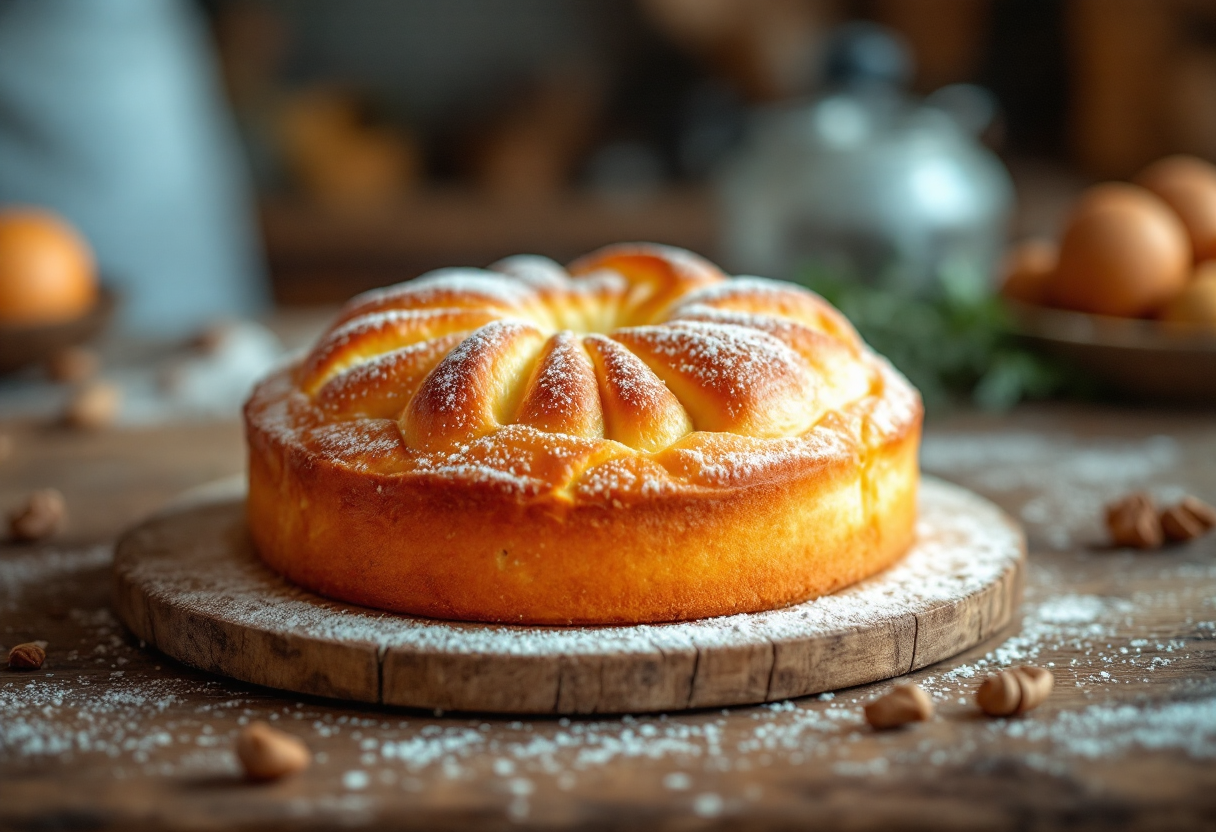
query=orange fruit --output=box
[0,208,97,326]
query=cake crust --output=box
[244,244,922,625]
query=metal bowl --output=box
[1006,300,1216,405]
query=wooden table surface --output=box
[2,405,1215,831]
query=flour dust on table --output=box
[111,477,1023,713]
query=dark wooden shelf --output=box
[261,188,719,305]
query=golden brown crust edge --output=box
[244,365,921,625]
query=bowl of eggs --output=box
[0,207,115,374]
[1001,155,1216,404]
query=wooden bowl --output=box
[1006,300,1216,405]
[0,287,116,374]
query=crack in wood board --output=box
[111,476,1024,714]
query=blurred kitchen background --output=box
[3,0,1216,417]
[212,0,1215,302]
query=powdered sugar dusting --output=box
[349,269,537,314]
[661,430,853,487]
[403,319,541,441]
[0,545,111,613]
[671,277,857,343]
[514,333,599,436]
[528,340,583,414]
[490,254,569,289]
[272,251,914,476]
[115,478,1019,661]
[4,466,1214,810]
[584,334,674,411]
[922,432,1186,550]
[676,276,806,305]
[623,322,805,405]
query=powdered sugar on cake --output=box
[117,477,1017,659]
[252,251,921,497]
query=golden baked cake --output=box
[244,244,922,625]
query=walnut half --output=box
[9,489,66,542]
[976,666,1054,716]
[1105,492,1163,549]
[864,683,934,729]
[7,642,47,670]
[1161,496,1216,543]
[235,722,311,781]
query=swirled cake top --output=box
[248,244,921,498]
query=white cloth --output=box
[0,0,267,334]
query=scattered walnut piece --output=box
[1105,492,1163,549]
[7,641,47,670]
[1160,496,1216,543]
[975,670,1021,715]
[64,381,121,430]
[236,722,311,781]
[863,683,934,730]
[46,346,100,383]
[9,488,67,541]
[976,666,1054,716]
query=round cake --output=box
[244,244,922,625]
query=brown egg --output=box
[1135,155,1216,262]
[1049,184,1190,317]
[1160,261,1216,331]
[999,239,1057,305]
[0,208,97,325]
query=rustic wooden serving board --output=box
[112,476,1024,714]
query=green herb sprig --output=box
[797,264,1084,412]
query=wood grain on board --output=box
[112,477,1024,715]
[6,407,1216,832]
